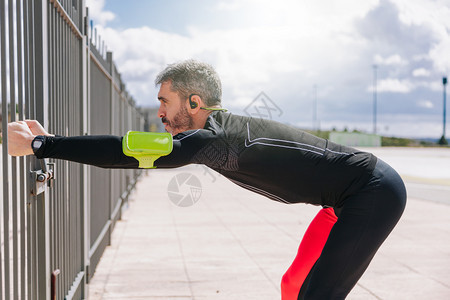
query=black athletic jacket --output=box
[35,111,377,207]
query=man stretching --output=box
[8,59,406,299]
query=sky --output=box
[85,0,450,138]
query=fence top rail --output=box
[50,0,83,39]
[90,42,110,72]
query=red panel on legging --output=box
[281,207,338,300]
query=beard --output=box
[161,105,194,135]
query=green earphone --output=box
[189,94,228,112]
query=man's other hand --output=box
[7,121,37,156]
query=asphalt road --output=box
[360,147,450,205]
[404,181,450,205]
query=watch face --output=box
[33,140,43,149]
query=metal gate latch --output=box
[30,161,56,196]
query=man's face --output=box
[157,81,194,136]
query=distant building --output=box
[329,132,381,147]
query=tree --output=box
[438,135,448,145]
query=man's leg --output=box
[281,207,338,300]
[304,160,406,299]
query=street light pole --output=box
[373,65,378,135]
[443,77,447,143]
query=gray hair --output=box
[155,59,222,107]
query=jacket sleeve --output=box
[35,129,217,169]
[35,135,139,169]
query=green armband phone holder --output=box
[122,131,173,168]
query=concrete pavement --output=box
[88,147,450,299]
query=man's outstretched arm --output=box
[34,134,139,169]
[7,120,139,169]
[7,120,214,169]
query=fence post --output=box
[81,2,91,292]
[106,52,114,244]
[33,0,51,299]
[1,0,8,295]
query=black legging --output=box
[299,159,407,299]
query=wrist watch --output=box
[31,135,45,155]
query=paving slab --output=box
[88,147,450,299]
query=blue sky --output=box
[86,0,450,138]
[102,0,253,34]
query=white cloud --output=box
[90,0,389,107]
[99,20,370,106]
[392,0,450,29]
[85,0,115,26]
[412,68,430,77]
[391,0,450,74]
[429,35,450,74]
[216,0,243,11]
[369,78,414,93]
[417,100,434,108]
[374,54,408,66]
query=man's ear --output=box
[188,94,202,114]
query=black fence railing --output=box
[0,0,145,299]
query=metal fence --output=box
[0,0,145,299]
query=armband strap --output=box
[122,131,173,168]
